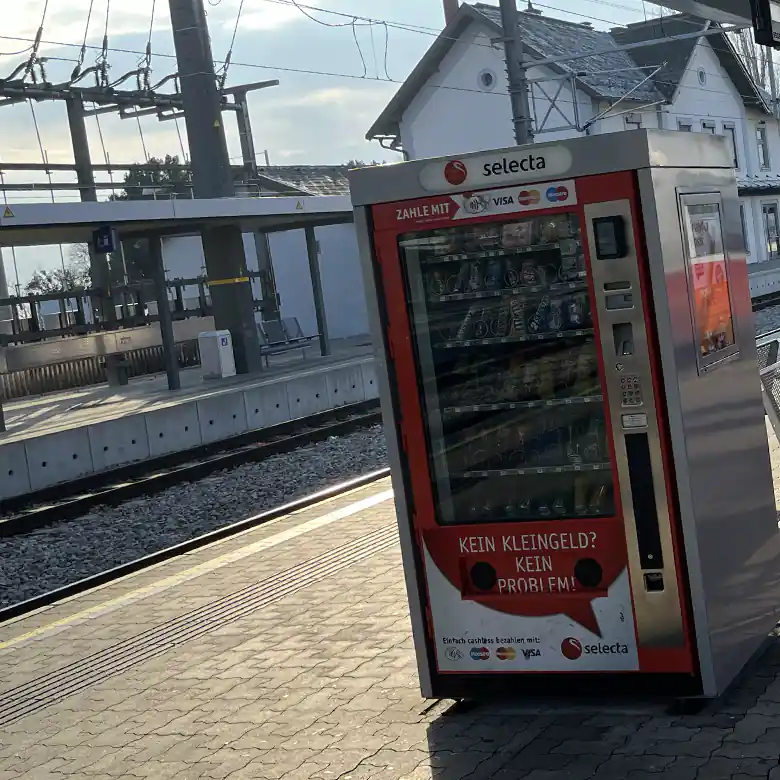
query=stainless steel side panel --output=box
[638,167,779,697]
[353,206,434,696]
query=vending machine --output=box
[349,130,780,699]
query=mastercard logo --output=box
[444,160,468,186]
[561,637,583,660]
[518,189,540,206]
[496,646,516,661]
[546,185,569,203]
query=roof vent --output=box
[525,2,542,14]
[580,21,593,27]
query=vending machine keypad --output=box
[619,375,643,407]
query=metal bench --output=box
[257,317,319,367]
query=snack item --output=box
[484,258,504,290]
[508,297,527,338]
[502,220,535,249]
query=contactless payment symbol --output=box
[444,160,468,186]
[445,646,464,661]
[546,185,569,203]
[561,637,583,660]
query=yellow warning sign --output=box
[213,119,221,128]
[296,201,303,210]
[3,207,13,218]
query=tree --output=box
[25,248,92,295]
[111,154,193,201]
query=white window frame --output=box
[722,123,739,169]
[762,200,780,260]
[701,121,716,134]
[757,124,771,170]
[677,119,693,132]
[740,203,750,254]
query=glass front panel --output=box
[399,211,616,526]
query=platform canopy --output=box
[643,0,751,24]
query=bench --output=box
[257,318,319,368]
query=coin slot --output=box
[613,322,634,356]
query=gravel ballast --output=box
[0,426,388,609]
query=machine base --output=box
[428,671,703,702]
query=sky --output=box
[1,0,669,286]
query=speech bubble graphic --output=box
[425,519,627,637]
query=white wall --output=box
[160,224,369,341]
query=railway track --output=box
[0,467,392,624]
[0,400,382,539]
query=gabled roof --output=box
[611,14,707,102]
[367,2,769,141]
[254,166,351,196]
[471,3,662,102]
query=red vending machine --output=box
[349,130,780,699]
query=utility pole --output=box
[499,0,534,145]
[66,96,115,324]
[168,0,263,374]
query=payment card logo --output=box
[470,646,490,661]
[496,647,517,661]
[444,160,468,186]
[518,189,541,206]
[546,185,569,203]
[561,637,583,660]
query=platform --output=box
[0,339,377,501]
[4,439,780,779]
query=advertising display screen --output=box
[681,201,737,367]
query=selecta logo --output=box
[561,637,629,659]
[470,646,490,661]
[561,638,583,660]
[444,160,468,186]
[546,185,569,203]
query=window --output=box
[678,120,693,132]
[478,69,496,92]
[763,202,780,259]
[740,204,750,253]
[757,124,771,169]
[698,68,707,86]
[624,113,642,130]
[723,124,739,168]
[701,121,716,134]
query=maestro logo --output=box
[546,185,569,203]
[496,647,517,661]
[518,189,541,206]
[561,637,583,660]
[444,160,468,186]
[470,646,490,661]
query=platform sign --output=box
[93,225,117,255]
[751,0,780,46]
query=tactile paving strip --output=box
[0,523,399,726]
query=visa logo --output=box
[492,195,515,206]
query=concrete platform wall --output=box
[0,357,379,501]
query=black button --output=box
[574,558,603,588]
[470,562,498,591]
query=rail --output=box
[757,327,780,438]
